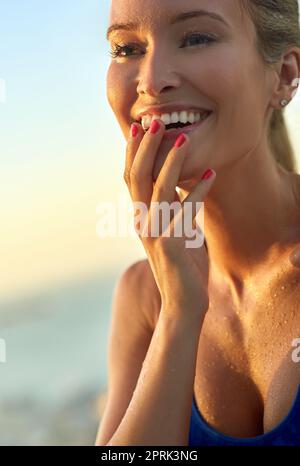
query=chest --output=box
[193,267,300,438]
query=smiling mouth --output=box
[157,111,214,140]
[139,111,213,136]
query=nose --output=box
[136,49,181,97]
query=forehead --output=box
[109,0,245,30]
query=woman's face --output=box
[106,0,275,183]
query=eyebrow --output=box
[106,9,230,41]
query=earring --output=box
[280,99,289,107]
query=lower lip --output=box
[158,112,213,139]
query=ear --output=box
[289,245,300,269]
[269,46,300,110]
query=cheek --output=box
[106,65,131,112]
[106,65,134,134]
[106,65,122,111]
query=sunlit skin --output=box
[105,0,300,437]
[106,0,300,292]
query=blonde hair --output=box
[241,0,300,172]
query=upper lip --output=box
[134,103,213,122]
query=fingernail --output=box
[201,168,214,180]
[149,120,160,134]
[130,123,138,138]
[174,133,186,148]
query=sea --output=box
[0,269,120,445]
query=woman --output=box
[96,0,300,445]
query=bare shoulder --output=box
[119,259,161,332]
[95,259,161,445]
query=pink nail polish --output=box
[201,168,214,180]
[174,133,186,148]
[149,120,160,134]
[130,123,138,138]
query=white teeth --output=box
[141,115,152,131]
[179,111,188,124]
[171,112,179,123]
[140,110,209,130]
[188,112,195,124]
[161,114,171,125]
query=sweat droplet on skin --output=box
[289,247,300,268]
[204,412,216,424]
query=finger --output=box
[130,119,165,207]
[152,133,190,204]
[171,169,216,238]
[174,189,182,203]
[124,122,144,193]
[181,169,216,222]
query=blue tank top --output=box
[189,385,300,446]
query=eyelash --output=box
[109,33,216,59]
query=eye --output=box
[108,33,216,59]
[180,32,216,48]
[109,43,140,59]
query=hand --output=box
[124,119,216,321]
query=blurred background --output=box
[0,0,299,446]
[0,0,146,445]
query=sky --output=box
[0,0,144,302]
[0,0,299,302]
